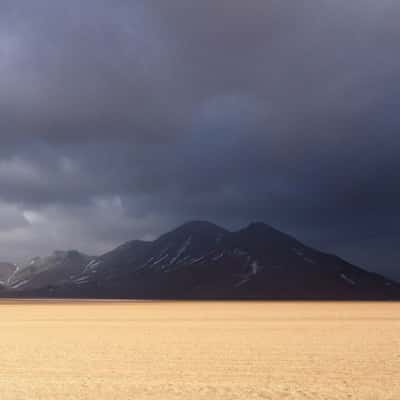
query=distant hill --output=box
[5,251,94,291]
[0,262,18,286]
[1,221,399,299]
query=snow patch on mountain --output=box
[83,259,101,273]
[169,236,192,265]
[10,280,29,289]
[292,248,304,256]
[340,273,356,285]
[212,252,225,261]
[250,260,262,275]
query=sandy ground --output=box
[0,300,398,399]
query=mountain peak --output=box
[246,221,271,230]
[159,221,227,241]
[52,250,85,258]
[241,221,285,236]
[235,222,301,249]
[178,220,226,232]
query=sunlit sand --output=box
[0,300,398,399]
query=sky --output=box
[0,0,399,279]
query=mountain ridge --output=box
[0,221,399,300]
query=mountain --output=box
[7,250,94,291]
[0,262,18,286]
[1,221,399,299]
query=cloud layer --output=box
[0,0,399,278]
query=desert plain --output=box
[0,300,398,399]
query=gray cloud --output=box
[0,0,399,278]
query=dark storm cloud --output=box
[0,0,399,278]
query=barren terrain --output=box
[0,300,398,399]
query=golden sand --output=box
[0,300,398,399]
